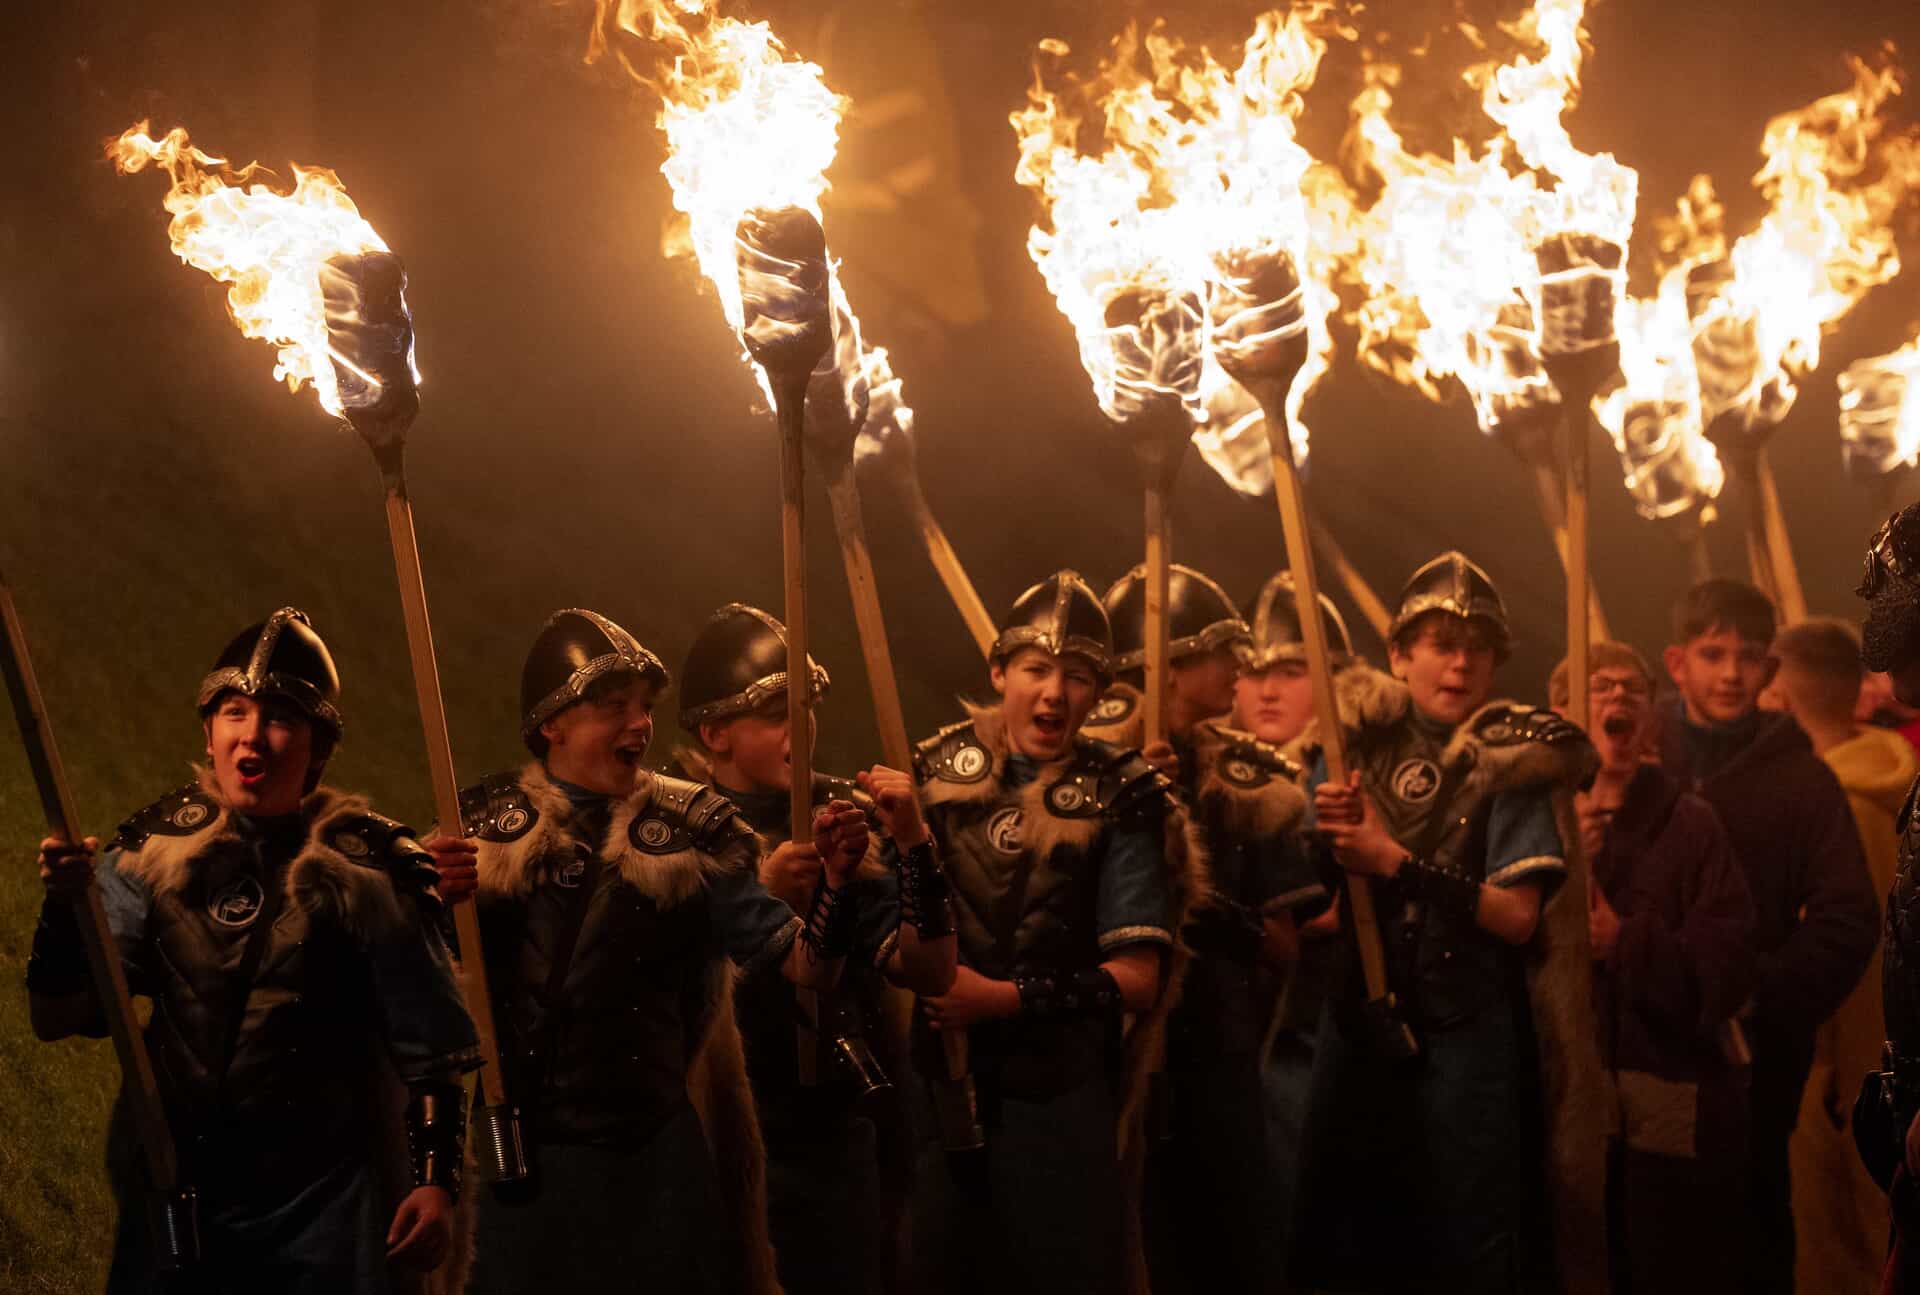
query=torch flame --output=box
[1594,279,1725,520]
[109,123,401,418]
[591,1,846,373]
[1839,336,1920,479]
[1011,11,1339,458]
[1688,56,1920,434]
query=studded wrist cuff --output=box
[1394,854,1482,924]
[405,1083,467,1202]
[800,877,857,962]
[897,838,955,940]
[1014,967,1124,1020]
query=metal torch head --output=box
[320,250,420,457]
[1208,244,1310,394]
[804,298,871,469]
[1465,300,1562,464]
[1839,355,1913,486]
[1101,285,1202,480]
[737,206,834,384]
[1534,233,1623,395]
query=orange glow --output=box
[1840,336,1920,478]
[109,122,400,417]
[1011,11,1340,461]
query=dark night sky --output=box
[1,0,1918,814]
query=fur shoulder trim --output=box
[117,774,412,940]
[1335,663,1411,737]
[1080,681,1146,750]
[470,763,575,900]
[114,768,233,896]
[1189,720,1308,838]
[604,774,753,908]
[916,707,1011,808]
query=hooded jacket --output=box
[1656,707,1878,1057]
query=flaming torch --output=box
[1684,57,1920,621]
[1840,336,1920,519]
[0,574,197,1264]
[854,352,999,659]
[110,124,526,1185]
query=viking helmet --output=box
[1388,552,1511,658]
[1102,563,1251,677]
[1244,571,1354,669]
[992,570,1114,679]
[677,603,830,732]
[520,609,669,747]
[197,607,343,738]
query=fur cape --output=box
[1330,666,1613,1295]
[924,703,1207,1295]
[460,762,782,1295]
[113,774,470,1295]
[116,768,417,943]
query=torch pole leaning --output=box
[901,475,997,660]
[1524,452,1613,642]
[366,445,525,1183]
[1752,450,1809,624]
[824,463,913,772]
[1306,513,1392,642]
[0,574,198,1265]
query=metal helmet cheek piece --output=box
[677,603,830,732]
[1102,563,1252,676]
[992,569,1115,680]
[520,609,669,747]
[197,606,344,738]
[1388,551,1512,661]
[1244,571,1354,670]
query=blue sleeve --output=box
[96,850,155,991]
[709,863,803,972]
[1483,785,1567,899]
[367,894,483,1084]
[1096,824,1175,954]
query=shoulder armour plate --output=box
[1087,688,1137,728]
[113,783,220,851]
[1469,704,1583,749]
[326,811,439,897]
[1211,731,1301,790]
[641,775,749,854]
[1042,740,1171,822]
[460,772,538,843]
[916,721,993,786]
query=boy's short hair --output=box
[1773,618,1864,719]
[1672,579,1777,648]
[1547,640,1656,709]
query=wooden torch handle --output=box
[1527,454,1613,642]
[825,465,914,772]
[0,576,179,1189]
[1564,407,1592,750]
[1143,482,1172,747]
[1261,430,1390,1001]
[902,476,997,662]
[1753,449,1808,624]
[380,486,509,1109]
[773,386,817,846]
[1306,513,1391,642]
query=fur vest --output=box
[459,762,782,1295]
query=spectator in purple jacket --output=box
[1658,580,1879,1293]
[1552,641,1755,1294]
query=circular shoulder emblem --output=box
[173,801,212,830]
[1480,720,1514,744]
[495,807,530,837]
[1389,756,1443,806]
[1219,753,1267,789]
[207,875,265,928]
[554,850,590,889]
[1091,692,1136,724]
[946,742,990,782]
[1044,780,1090,810]
[986,806,1025,856]
[632,816,678,853]
[332,829,370,858]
